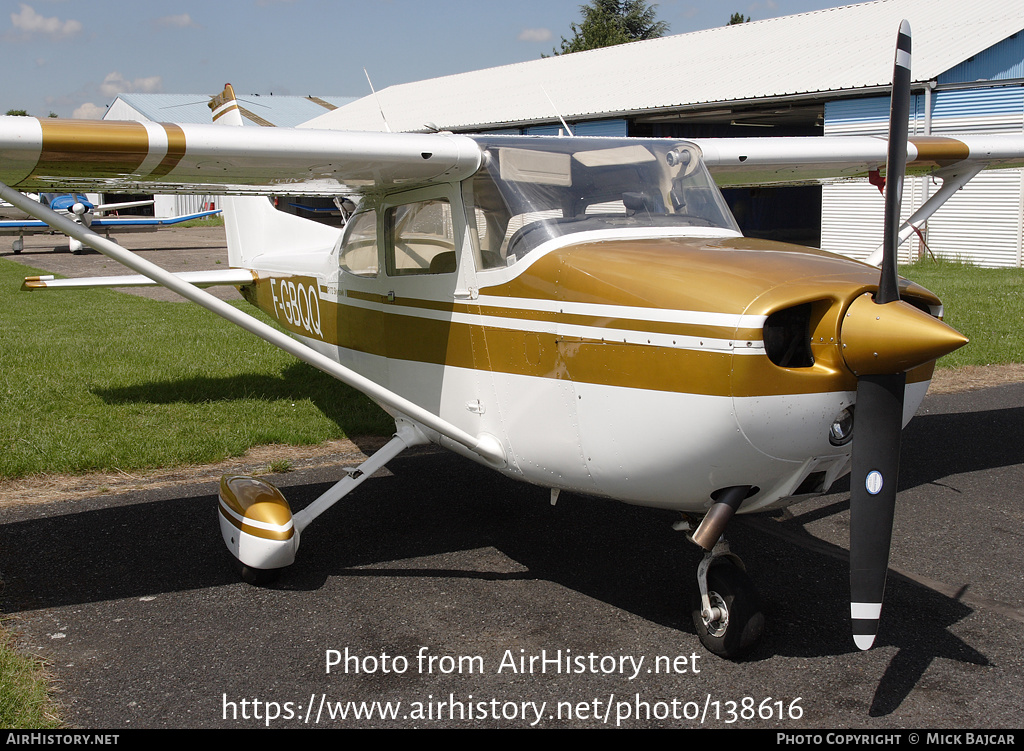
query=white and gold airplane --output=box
[1,24,1020,658]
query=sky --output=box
[2,0,853,119]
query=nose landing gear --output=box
[681,484,766,659]
[692,548,764,659]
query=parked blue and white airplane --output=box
[1,192,219,253]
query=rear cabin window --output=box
[385,199,457,276]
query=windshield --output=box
[464,136,740,268]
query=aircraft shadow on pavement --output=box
[0,450,988,659]
[900,402,1024,487]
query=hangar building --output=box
[307,0,1024,267]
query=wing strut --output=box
[0,181,506,468]
[863,163,984,267]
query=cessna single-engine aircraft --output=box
[1,23,1021,657]
[0,191,219,253]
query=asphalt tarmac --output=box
[1,222,240,301]
[1,229,1022,729]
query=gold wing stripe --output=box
[150,123,187,178]
[39,119,149,177]
[35,119,188,181]
[908,136,971,165]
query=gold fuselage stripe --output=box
[244,279,933,398]
[346,289,760,341]
[242,238,939,399]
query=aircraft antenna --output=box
[363,68,392,133]
[540,84,574,136]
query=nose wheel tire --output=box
[691,563,764,658]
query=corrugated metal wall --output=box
[521,119,628,136]
[154,195,217,218]
[822,87,1023,268]
[939,31,1024,84]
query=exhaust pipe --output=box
[690,485,752,550]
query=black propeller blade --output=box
[843,20,964,651]
[849,371,904,650]
[877,20,912,307]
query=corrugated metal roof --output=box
[107,93,356,127]
[306,0,1024,133]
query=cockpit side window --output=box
[464,170,568,268]
[338,209,379,277]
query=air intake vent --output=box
[764,303,814,368]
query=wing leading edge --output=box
[2,115,1023,196]
[0,116,483,197]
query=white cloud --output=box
[100,72,163,97]
[9,3,82,40]
[744,0,778,17]
[518,28,552,43]
[157,14,200,29]
[72,102,106,120]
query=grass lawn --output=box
[0,626,61,728]
[901,259,1024,368]
[174,215,225,228]
[0,257,391,480]
[0,254,391,726]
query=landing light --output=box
[829,407,854,446]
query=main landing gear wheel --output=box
[232,557,282,586]
[691,563,765,659]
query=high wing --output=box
[0,186,219,253]
[79,209,222,227]
[0,116,482,197]
[0,75,1015,655]
[695,132,1024,265]
[0,112,1019,456]
[695,133,1024,187]
[2,115,1022,461]
[5,115,1024,195]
